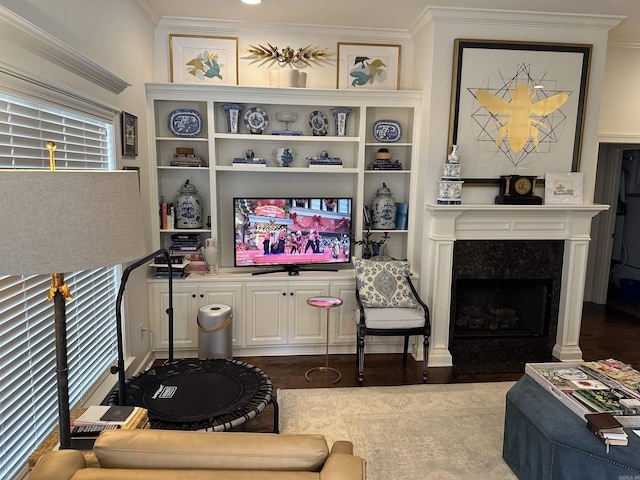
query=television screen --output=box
[233,197,352,273]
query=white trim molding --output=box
[421,203,609,367]
[0,5,130,94]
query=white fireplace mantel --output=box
[421,203,609,367]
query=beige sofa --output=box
[28,429,365,480]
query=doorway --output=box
[587,143,640,316]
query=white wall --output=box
[599,44,640,143]
[0,0,156,375]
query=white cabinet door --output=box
[331,281,357,344]
[150,283,198,351]
[287,282,330,344]
[245,283,287,346]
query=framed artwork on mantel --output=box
[169,34,238,85]
[448,39,592,186]
[337,43,400,90]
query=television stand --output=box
[251,265,339,276]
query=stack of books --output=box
[232,157,267,167]
[585,412,628,452]
[71,406,149,449]
[170,233,202,256]
[170,147,206,167]
[186,251,208,274]
[369,159,402,170]
[151,254,190,278]
[308,156,342,168]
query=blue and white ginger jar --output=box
[370,182,397,230]
[175,179,203,229]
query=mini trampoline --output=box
[109,250,278,433]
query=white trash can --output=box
[197,304,233,359]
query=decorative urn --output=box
[370,182,397,230]
[203,237,219,275]
[174,179,203,229]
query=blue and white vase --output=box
[370,182,397,230]
[175,179,203,229]
[221,104,244,133]
[330,107,352,136]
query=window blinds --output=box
[0,92,118,480]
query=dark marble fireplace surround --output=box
[450,240,564,374]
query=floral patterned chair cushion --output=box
[353,257,419,309]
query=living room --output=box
[2,0,640,479]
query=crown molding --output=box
[410,6,625,39]
[0,5,130,94]
[156,16,411,43]
[129,0,161,26]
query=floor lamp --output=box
[0,143,145,449]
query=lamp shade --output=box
[0,170,146,275]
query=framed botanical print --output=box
[448,39,592,185]
[170,34,238,85]
[337,43,400,90]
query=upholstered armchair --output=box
[353,257,430,383]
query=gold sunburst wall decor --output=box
[245,43,333,67]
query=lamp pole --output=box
[51,273,72,449]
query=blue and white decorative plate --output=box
[372,119,403,142]
[243,107,269,134]
[308,110,328,136]
[167,109,204,137]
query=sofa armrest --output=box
[330,441,353,455]
[28,450,86,480]
[320,453,366,480]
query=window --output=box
[0,93,118,480]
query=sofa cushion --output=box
[72,468,321,479]
[94,430,329,472]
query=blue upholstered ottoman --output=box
[503,375,640,480]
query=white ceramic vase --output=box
[203,237,219,275]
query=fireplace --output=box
[449,240,563,374]
[453,279,551,338]
[421,204,607,370]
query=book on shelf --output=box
[73,405,148,429]
[160,202,174,230]
[395,202,408,230]
[171,233,202,243]
[233,157,267,167]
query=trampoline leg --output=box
[270,397,279,434]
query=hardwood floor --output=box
[152,301,640,432]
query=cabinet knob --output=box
[290,292,294,296]
[192,294,196,298]
[282,292,286,296]
[200,294,204,298]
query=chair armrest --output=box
[28,450,86,480]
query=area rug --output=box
[278,382,517,480]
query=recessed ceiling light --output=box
[241,0,262,4]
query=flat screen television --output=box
[233,197,352,275]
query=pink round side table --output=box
[305,296,343,383]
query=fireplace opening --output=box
[449,240,563,374]
[454,278,552,338]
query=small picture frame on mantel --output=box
[544,172,584,204]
